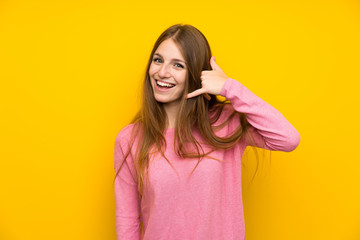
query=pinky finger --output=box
[187,88,206,99]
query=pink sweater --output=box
[114,78,300,240]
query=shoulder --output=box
[114,123,141,165]
[208,103,241,138]
[210,103,238,127]
[115,123,139,148]
[114,123,140,177]
[116,123,136,138]
[222,102,236,116]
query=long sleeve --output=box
[114,129,140,240]
[220,78,300,152]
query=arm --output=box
[114,130,140,240]
[220,78,300,152]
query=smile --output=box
[155,80,176,88]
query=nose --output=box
[158,63,171,78]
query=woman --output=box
[113,23,300,240]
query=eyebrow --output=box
[154,53,185,63]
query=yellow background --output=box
[1,0,359,239]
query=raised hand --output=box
[186,56,229,100]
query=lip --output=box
[155,79,176,85]
[154,79,176,92]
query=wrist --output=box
[220,77,231,96]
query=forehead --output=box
[154,38,185,61]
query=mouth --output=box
[155,79,176,89]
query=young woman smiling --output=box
[113,23,300,240]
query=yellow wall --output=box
[1,0,359,239]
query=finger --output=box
[201,70,214,76]
[186,88,207,99]
[210,56,223,73]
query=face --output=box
[149,38,187,106]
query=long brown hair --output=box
[113,23,265,202]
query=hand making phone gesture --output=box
[186,56,229,100]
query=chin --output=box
[154,96,170,103]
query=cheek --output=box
[148,64,156,76]
[179,73,187,85]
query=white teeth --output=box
[156,80,175,88]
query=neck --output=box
[163,102,180,129]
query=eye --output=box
[153,58,162,63]
[175,63,185,69]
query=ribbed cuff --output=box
[220,78,236,97]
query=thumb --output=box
[210,56,221,72]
